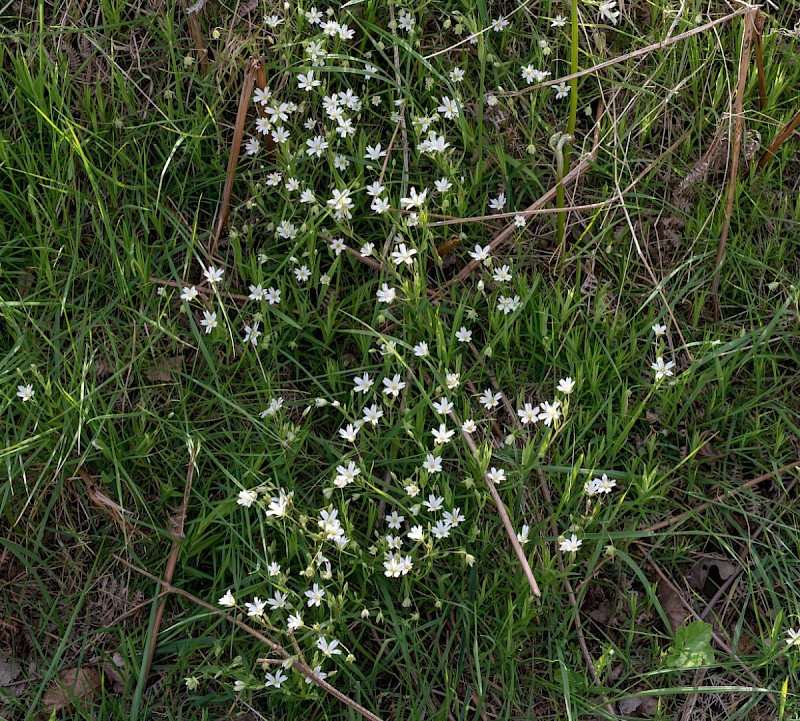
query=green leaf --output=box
[665,621,716,670]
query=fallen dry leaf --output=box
[658,581,689,633]
[41,666,101,715]
[688,556,739,597]
[145,355,183,383]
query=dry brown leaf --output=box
[145,355,183,382]
[658,581,689,633]
[42,666,101,715]
[688,556,740,597]
[618,696,658,718]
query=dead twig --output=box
[642,459,800,533]
[711,8,759,316]
[115,556,385,721]
[211,57,261,256]
[756,108,800,172]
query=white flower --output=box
[287,613,303,630]
[294,265,311,282]
[423,494,444,512]
[450,67,465,82]
[267,591,288,610]
[180,286,199,302]
[376,284,397,303]
[486,467,506,485]
[271,126,290,144]
[237,489,258,507]
[432,397,453,415]
[413,341,429,357]
[338,423,359,442]
[333,154,350,170]
[353,372,374,394]
[334,461,360,488]
[218,589,236,607]
[496,295,521,314]
[265,488,293,517]
[203,266,224,284]
[443,507,464,527]
[305,583,326,607]
[493,265,512,282]
[245,137,261,155]
[461,419,476,433]
[432,519,451,538]
[514,215,526,227]
[16,384,35,402]
[265,669,288,688]
[364,180,385,197]
[469,244,491,263]
[590,473,617,495]
[387,510,404,530]
[560,534,582,553]
[557,377,575,394]
[245,597,267,617]
[517,525,530,544]
[435,178,452,193]
[317,637,342,657]
[362,404,383,425]
[551,15,567,27]
[404,483,420,497]
[408,525,425,542]
[267,561,281,576]
[492,16,509,31]
[328,188,354,218]
[786,629,800,647]
[365,143,387,160]
[446,373,461,390]
[517,403,540,424]
[360,242,375,257]
[265,287,281,305]
[652,323,667,337]
[437,96,460,119]
[253,87,271,105]
[391,243,417,266]
[454,325,473,343]
[599,0,620,25]
[248,283,265,301]
[423,454,443,473]
[298,70,321,91]
[488,193,506,211]
[538,400,562,426]
[553,82,570,99]
[399,187,428,209]
[304,665,328,683]
[329,237,346,256]
[305,6,323,24]
[200,310,218,334]
[479,389,502,410]
[371,197,391,214]
[521,65,539,84]
[398,10,415,31]
[431,423,454,445]
[300,189,316,204]
[243,323,261,346]
[306,135,329,157]
[233,680,247,692]
[651,357,676,381]
[285,177,300,192]
[382,374,406,397]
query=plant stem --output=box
[558,0,580,245]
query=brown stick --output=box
[643,459,800,533]
[450,411,541,597]
[753,10,766,111]
[756,108,800,172]
[186,8,208,76]
[140,442,198,685]
[711,8,758,315]
[211,57,261,255]
[114,556,385,721]
[506,6,751,98]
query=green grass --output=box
[2,1,800,720]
